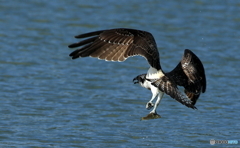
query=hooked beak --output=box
[133,77,139,84]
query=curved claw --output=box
[146,102,154,110]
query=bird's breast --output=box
[146,67,164,79]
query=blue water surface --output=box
[0,0,240,147]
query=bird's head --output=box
[133,74,147,84]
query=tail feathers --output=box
[184,89,200,106]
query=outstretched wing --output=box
[166,49,206,105]
[68,28,161,70]
[150,76,197,109]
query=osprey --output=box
[68,28,206,118]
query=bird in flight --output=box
[68,28,206,119]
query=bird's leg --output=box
[146,94,156,110]
[150,92,164,114]
[146,87,159,110]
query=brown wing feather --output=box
[68,28,161,70]
[151,76,197,109]
[166,49,206,105]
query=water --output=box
[0,0,240,147]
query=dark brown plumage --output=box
[69,28,207,115]
[165,49,206,106]
[69,28,161,70]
